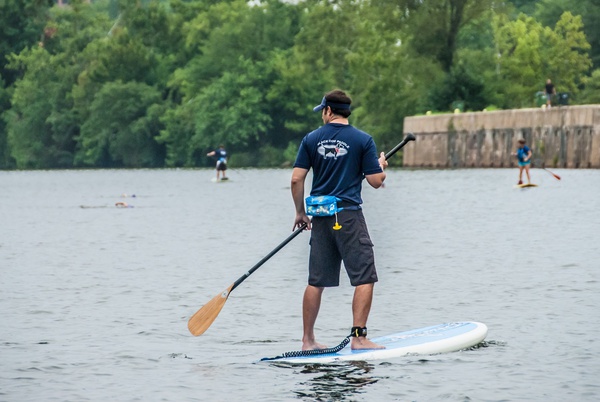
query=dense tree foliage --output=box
[0,0,597,169]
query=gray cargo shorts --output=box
[308,209,378,287]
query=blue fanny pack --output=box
[305,196,343,230]
[305,195,343,217]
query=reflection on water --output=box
[285,341,501,401]
[281,361,380,401]
[466,340,505,350]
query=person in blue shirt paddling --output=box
[512,138,532,184]
[291,89,387,351]
[207,145,228,181]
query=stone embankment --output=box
[403,105,600,168]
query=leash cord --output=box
[261,336,351,361]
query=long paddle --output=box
[187,133,417,336]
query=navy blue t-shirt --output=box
[293,123,382,206]
[214,148,227,162]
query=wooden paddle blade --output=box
[544,168,561,180]
[188,284,233,336]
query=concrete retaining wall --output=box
[402,105,600,168]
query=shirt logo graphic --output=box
[317,142,349,160]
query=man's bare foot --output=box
[351,337,385,350]
[302,341,327,351]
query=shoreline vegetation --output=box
[1,0,599,170]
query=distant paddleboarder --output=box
[512,138,532,185]
[207,145,228,181]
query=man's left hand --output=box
[379,152,388,170]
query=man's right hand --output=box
[294,214,311,231]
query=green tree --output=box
[3,0,595,170]
[0,0,55,167]
[543,12,592,96]
[347,1,442,146]
[5,47,80,168]
[402,0,495,72]
[533,0,600,68]
[70,1,177,167]
[506,0,537,15]
[427,63,488,112]
[266,47,329,148]
[493,12,591,108]
[162,0,303,166]
[0,0,53,85]
[76,80,164,167]
[157,101,195,167]
[494,14,543,107]
[451,9,501,110]
[267,0,364,151]
[578,68,600,103]
[192,59,272,163]
[0,74,14,168]
[4,1,116,168]
[349,0,495,139]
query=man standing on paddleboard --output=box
[291,89,387,351]
[207,145,228,181]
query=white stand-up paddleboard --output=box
[262,322,487,364]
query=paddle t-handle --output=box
[384,133,416,161]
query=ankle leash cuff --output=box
[350,326,367,337]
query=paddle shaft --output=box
[231,222,307,292]
[384,133,416,160]
[187,224,307,336]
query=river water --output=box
[1,167,599,401]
